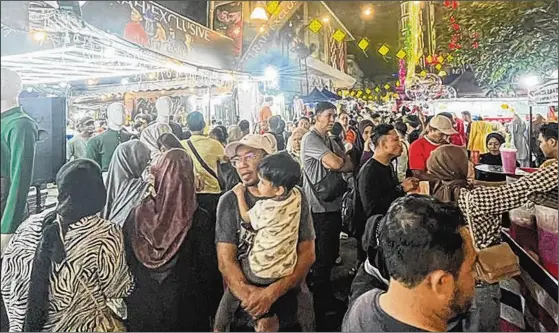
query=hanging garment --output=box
[511,116,529,163]
[467,121,493,154]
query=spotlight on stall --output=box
[520,75,540,88]
[59,82,68,88]
[551,70,558,79]
[264,66,279,81]
[121,78,129,85]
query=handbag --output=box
[465,192,520,284]
[303,131,348,202]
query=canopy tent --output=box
[322,89,342,100]
[301,87,333,104]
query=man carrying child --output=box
[215,134,316,331]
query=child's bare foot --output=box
[255,314,279,332]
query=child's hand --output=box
[233,183,246,196]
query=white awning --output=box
[305,56,356,88]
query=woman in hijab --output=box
[426,145,471,204]
[287,127,308,164]
[156,133,183,153]
[124,149,218,332]
[478,132,518,182]
[103,140,151,227]
[1,159,133,332]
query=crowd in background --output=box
[2,97,558,332]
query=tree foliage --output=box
[436,1,558,96]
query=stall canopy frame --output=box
[1,1,250,86]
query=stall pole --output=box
[528,104,534,167]
[207,87,212,121]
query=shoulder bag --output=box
[465,191,520,284]
[303,131,347,202]
[186,140,226,191]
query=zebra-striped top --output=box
[1,209,134,332]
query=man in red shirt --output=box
[409,115,457,180]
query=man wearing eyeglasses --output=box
[215,134,316,331]
[300,102,354,329]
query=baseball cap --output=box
[78,116,94,126]
[429,115,458,135]
[225,134,276,158]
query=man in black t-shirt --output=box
[342,195,477,332]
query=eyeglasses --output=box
[231,152,261,167]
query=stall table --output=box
[500,230,558,332]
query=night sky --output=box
[154,1,401,82]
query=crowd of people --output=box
[1,86,558,332]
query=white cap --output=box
[225,134,276,158]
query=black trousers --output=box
[308,211,342,326]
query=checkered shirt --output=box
[458,161,558,249]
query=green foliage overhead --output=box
[436,1,558,96]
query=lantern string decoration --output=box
[405,73,457,101]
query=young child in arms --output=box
[213,152,302,332]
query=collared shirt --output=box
[458,161,557,249]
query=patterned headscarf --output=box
[132,149,197,269]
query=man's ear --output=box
[426,270,455,301]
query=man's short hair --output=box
[394,121,407,137]
[315,102,337,115]
[238,119,250,132]
[371,112,381,120]
[372,124,394,146]
[540,123,558,141]
[258,152,301,192]
[380,195,467,288]
[187,111,205,132]
[461,111,471,117]
[299,116,310,123]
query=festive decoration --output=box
[384,83,391,90]
[308,19,322,33]
[435,63,442,71]
[266,1,280,14]
[358,38,370,51]
[406,1,422,83]
[438,70,447,77]
[396,49,407,60]
[377,44,389,56]
[405,73,456,101]
[332,29,346,42]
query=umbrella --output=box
[322,89,342,100]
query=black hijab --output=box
[24,159,107,332]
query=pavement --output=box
[325,237,358,331]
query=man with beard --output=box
[215,134,316,331]
[343,195,476,332]
[67,116,95,161]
